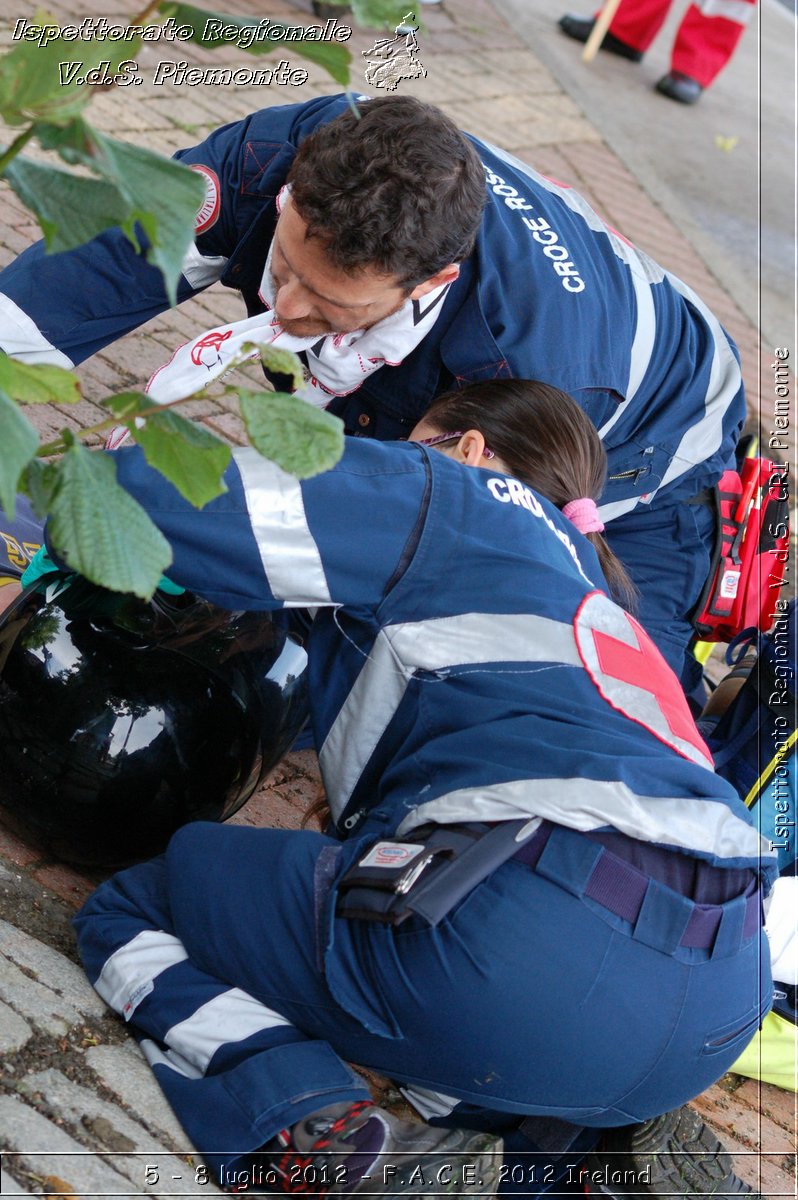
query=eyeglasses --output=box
[416,431,495,459]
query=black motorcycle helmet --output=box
[0,576,308,866]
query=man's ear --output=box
[455,430,487,466]
[408,264,460,300]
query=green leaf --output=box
[0,351,82,405]
[352,0,421,26]
[47,434,172,598]
[0,388,39,516]
[35,116,102,163]
[239,342,305,391]
[0,12,141,127]
[157,2,352,85]
[7,120,203,296]
[86,130,205,305]
[3,157,131,255]
[239,391,344,479]
[35,120,205,302]
[100,391,152,419]
[22,459,60,520]
[131,410,231,508]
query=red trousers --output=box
[602,0,756,86]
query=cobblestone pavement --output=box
[0,0,796,1195]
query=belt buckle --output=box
[395,851,436,895]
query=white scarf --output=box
[144,258,449,411]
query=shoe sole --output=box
[378,1131,503,1197]
[583,1107,756,1196]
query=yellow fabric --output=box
[732,1012,798,1092]
[744,726,798,808]
[693,640,715,665]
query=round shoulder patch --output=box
[574,591,713,768]
[190,164,221,235]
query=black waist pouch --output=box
[335,819,535,926]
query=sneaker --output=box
[582,1106,759,1196]
[557,15,644,61]
[241,1100,503,1196]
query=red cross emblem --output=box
[575,592,712,767]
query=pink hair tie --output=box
[562,497,604,534]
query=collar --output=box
[345,253,513,426]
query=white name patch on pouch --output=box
[359,842,425,869]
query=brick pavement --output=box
[0,0,795,1195]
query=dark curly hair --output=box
[287,97,486,289]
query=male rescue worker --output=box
[0,95,745,691]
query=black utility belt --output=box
[335,819,534,927]
[336,820,762,955]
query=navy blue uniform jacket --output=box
[0,94,745,525]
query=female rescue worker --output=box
[69,379,773,1196]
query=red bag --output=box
[692,457,789,642]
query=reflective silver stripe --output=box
[390,610,580,672]
[164,988,291,1074]
[94,930,188,1014]
[626,259,658,402]
[234,446,331,606]
[597,495,640,523]
[655,272,743,494]
[401,1085,460,1120]
[599,263,657,436]
[697,0,755,22]
[140,1036,204,1080]
[396,777,772,865]
[321,612,580,818]
[180,242,228,289]
[0,293,74,367]
[320,629,409,820]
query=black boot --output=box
[656,71,704,104]
[582,1106,760,1196]
[558,14,644,62]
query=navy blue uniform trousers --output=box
[75,820,770,1192]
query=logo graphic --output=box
[190,328,234,370]
[1,531,36,571]
[720,569,740,599]
[190,164,221,234]
[362,12,427,91]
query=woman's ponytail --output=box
[421,379,638,610]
